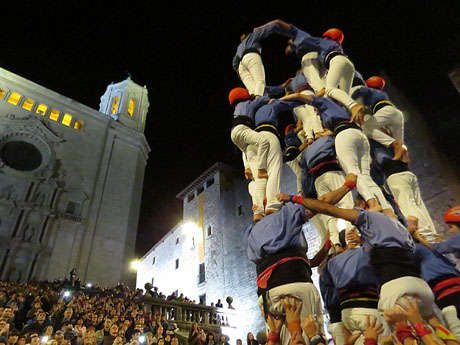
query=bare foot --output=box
[258,169,269,179]
[254,214,264,222]
[350,104,365,125]
[391,140,405,161]
[265,208,279,215]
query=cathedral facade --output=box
[0,68,150,286]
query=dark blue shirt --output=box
[300,136,336,170]
[284,128,302,148]
[232,23,287,70]
[288,25,342,62]
[309,97,350,131]
[431,234,460,259]
[302,170,317,198]
[325,247,378,289]
[354,209,415,252]
[352,87,390,110]
[254,100,303,128]
[234,96,270,123]
[245,203,308,263]
[369,139,393,186]
[286,73,309,94]
[413,243,459,283]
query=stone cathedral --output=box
[0,68,150,286]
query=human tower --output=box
[229,19,460,345]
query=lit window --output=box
[36,104,48,115]
[8,92,21,105]
[111,96,119,114]
[0,88,6,100]
[207,226,212,237]
[128,99,135,116]
[22,98,35,111]
[74,120,84,130]
[49,109,60,121]
[62,114,72,126]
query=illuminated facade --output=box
[0,68,150,286]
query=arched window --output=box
[111,96,119,114]
[36,104,48,115]
[22,98,35,111]
[8,92,21,105]
[0,88,6,100]
[74,120,84,130]
[62,114,72,126]
[49,109,60,121]
[128,98,135,116]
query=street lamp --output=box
[130,260,141,271]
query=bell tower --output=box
[99,77,149,132]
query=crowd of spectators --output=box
[0,280,186,345]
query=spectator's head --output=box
[45,326,54,336]
[220,335,228,343]
[17,336,26,345]
[109,325,119,337]
[30,335,40,345]
[82,334,93,345]
[37,312,46,323]
[103,319,112,330]
[132,330,141,341]
[7,330,19,344]
[170,336,179,345]
[157,339,165,345]
[206,332,214,342]
[63,309,73,320]
[247,333,254,342]
[54,331,64,343]
[47,340,58,345]
[345,228,361,250]
[113,337,123,345]
[156,326,163,337]
[236,340,242,345]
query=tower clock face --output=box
[1,140,43,171]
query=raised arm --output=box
[319,173,357,205]
[276,92,313,103]
[254,19,292,33]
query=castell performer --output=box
[254,19,365,124]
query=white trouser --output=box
[258,131,283,211]
[310,214,329,244]
[231,124,269,170]
[301,52,326,94]
[287,156,303,195]
[293,104,324,140]
[341,308,390,345]
[335,128,391,209]
[387,171,437,241]
[362,106,404,147]
[258,282,324,345]
[442,306,460,339]
[238,53,265,96]
[315,171,354,245]
[325,55,357,110]
[246,148,266,216]
[329,322,345,345]
[379,277,435,316]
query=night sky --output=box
[2,2,460,256]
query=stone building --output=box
[0,68,150,287]
[135,78,460,340]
